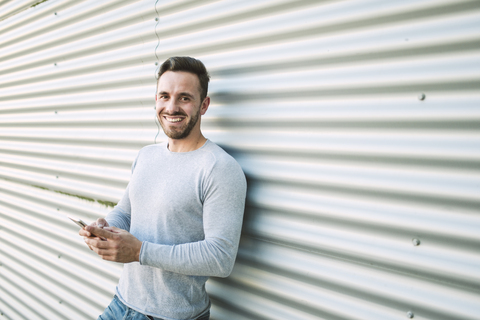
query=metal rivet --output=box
[54,12,57,15]
[418,93,425,101]
[54,63,57,66]
[55,110,57,114]
[58,254,62,258]
[59,300,63,304]
[155,18,158,21]
[56,175,59,179]
[412,238,420,246]
[155,62,158,66]
[407,311,414,318]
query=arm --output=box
[140,160,247,277]
[84,152,247,276]
[81,185,132,253]
[105,185,132,231]
[105,153,140,231]
[82,153,137,251]
[79,179,132,235]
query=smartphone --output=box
[68,216,107,240]
[68,216,88,228]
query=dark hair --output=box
[157,56,210,101]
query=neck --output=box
[168,132,207,153]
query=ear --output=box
[200,96,210,115]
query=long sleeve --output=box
[105,183,132,231]
[105,155,139,231]
[139,152,247,277]
[113,141,246,319]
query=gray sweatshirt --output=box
[105,140,247,320]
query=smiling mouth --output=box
[163,116,185,123]
[165,117,183,122]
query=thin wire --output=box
[154,110,161,144]
[154,0,160,144]
[154,0,160,62]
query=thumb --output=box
[96,218,108,228]
[86,225,113,239]
[104,226,122,233]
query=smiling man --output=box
[156,66,208,149]
[80,56,247,320]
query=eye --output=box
[181,96,190,101]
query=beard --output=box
[159,106,201,140]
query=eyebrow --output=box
[179,92,195,99]
[157,91,195,99]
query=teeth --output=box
[166,117,182,123]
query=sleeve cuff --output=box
[139,241,147,265]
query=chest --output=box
[128,153,208,215]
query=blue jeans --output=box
[98,295,210,320]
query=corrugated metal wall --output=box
[1,0,479,319]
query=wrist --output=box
[136,240,143,262]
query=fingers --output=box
[84,240,111,258]
[84,239,94,251]
[77,217,110,252]
[84,236,124,261]
[84,235,114,255]
[85,225,114,240]
[84,237,111,249]
[78,228,90,237]
[83,228,142,263]
[78,218,107,237]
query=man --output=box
[80,56,247,320]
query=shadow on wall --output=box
[219,144,256,246]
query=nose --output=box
[163,98,180,114]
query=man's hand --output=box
[79,218,109,250]
[84,226,142,263]
[79,218,108,237]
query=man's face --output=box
[156,71,208,140]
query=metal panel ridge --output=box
[1,0,480,319]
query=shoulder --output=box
[203,141,242,170]
[135,143,166,160]
[131,143,166,171]
[203,141,246,185]
[139,143,166,154]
